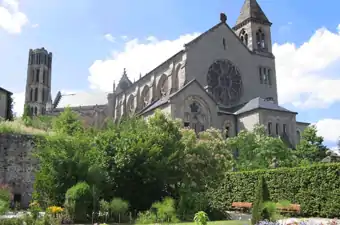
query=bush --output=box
[207,163,340,218]
[64,182,92,222]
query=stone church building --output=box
[24,0,309,146]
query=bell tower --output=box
[233,0,273,54]
[24,48,53,116]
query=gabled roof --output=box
[234,0,271,28]
[234,97,296,115]
[139,79,217,115]
[0,87,12,95]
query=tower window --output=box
[259,67,272,86]
[36,69,40,82]
[222,38,226,50]
[239,29,248,46]
[34,88,38,101]
[34,107,37,115]
[256,29,266,50]
[30,89,33,101]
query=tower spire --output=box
[235,0,271,26]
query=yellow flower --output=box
[47,206,64,214]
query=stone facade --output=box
[0,134,36,208]
[24,48,53,116]
[0,87,12,120]
[26,0,309,146]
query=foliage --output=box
[64,182,93,222]
[226,125,295,170]
[0,119,47,135]
[52,107,83,135]
[151,197,179,223]
[251,176,269,225]
[6,94,14,121]
[99,200,110,222]
[29,201,42,220]
[46,206,64,214]
[0,185,11,215]
[296,125,328,163]
[22,104,32,126]
[262,200,290,222]
[207,163,340,218]
[135,210,157,224]
[194,211,209,225]
[110,197,129,223]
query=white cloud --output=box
[0,0,28,34]
[274,25,340,108]
[121,35,128,41]
[88,33,200,91]
[31,23,39,28]
[104,33,115,43]
[315,119,340,142]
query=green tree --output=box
[110,197,129,223]
[52,107,83,135]
[226,125,293,170]
[22,104,32,126]
[251,176,269,225]
[296,125,328,163]
[6,94,14,121]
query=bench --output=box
[231,202,252,212]
[231,202,300,214]
[276,204,301,213]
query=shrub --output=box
[64,182,92,222]
[193,211,209,225]
[207,163,340,218]
[151,197,179,223]
[110,197,129,223]
[135,210,157,224]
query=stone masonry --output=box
[0,134,37,208]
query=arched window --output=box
[256,29,265,49]
[267,122,272,135]
[34,107,37,115]
[296,130,301,143]
[239,29,248,46]
[276,123,280,136]
[36,69,40,82]
[30,89,33,101]
[30,107,34,115]
[34,88,38,101]
[42,89,45,102]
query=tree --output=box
[110,197,129,223]
[6,94,14,121]
[251,176,269,225]
[226,125,293,170]
[296,125,328,163]
[52,107,83,135]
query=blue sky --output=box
[1,0,340,147]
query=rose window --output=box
[207,59,242,106]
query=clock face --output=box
[207,59,243,106]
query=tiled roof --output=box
[234,97,296,115]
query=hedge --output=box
[207,163,340,218]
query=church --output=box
[24,0,309,146]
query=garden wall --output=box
[208,163,340,218]
[0,133,37,208]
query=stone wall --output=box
[0,133,37,208]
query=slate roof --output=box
[235,0,271,26]
[0,87,12,95]
[234,97,296,115]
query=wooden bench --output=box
[231,202,300,214]
[276,204,301,213]
[231,202,252,212]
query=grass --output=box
[0,119,48,136]
[136,221,249,225]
